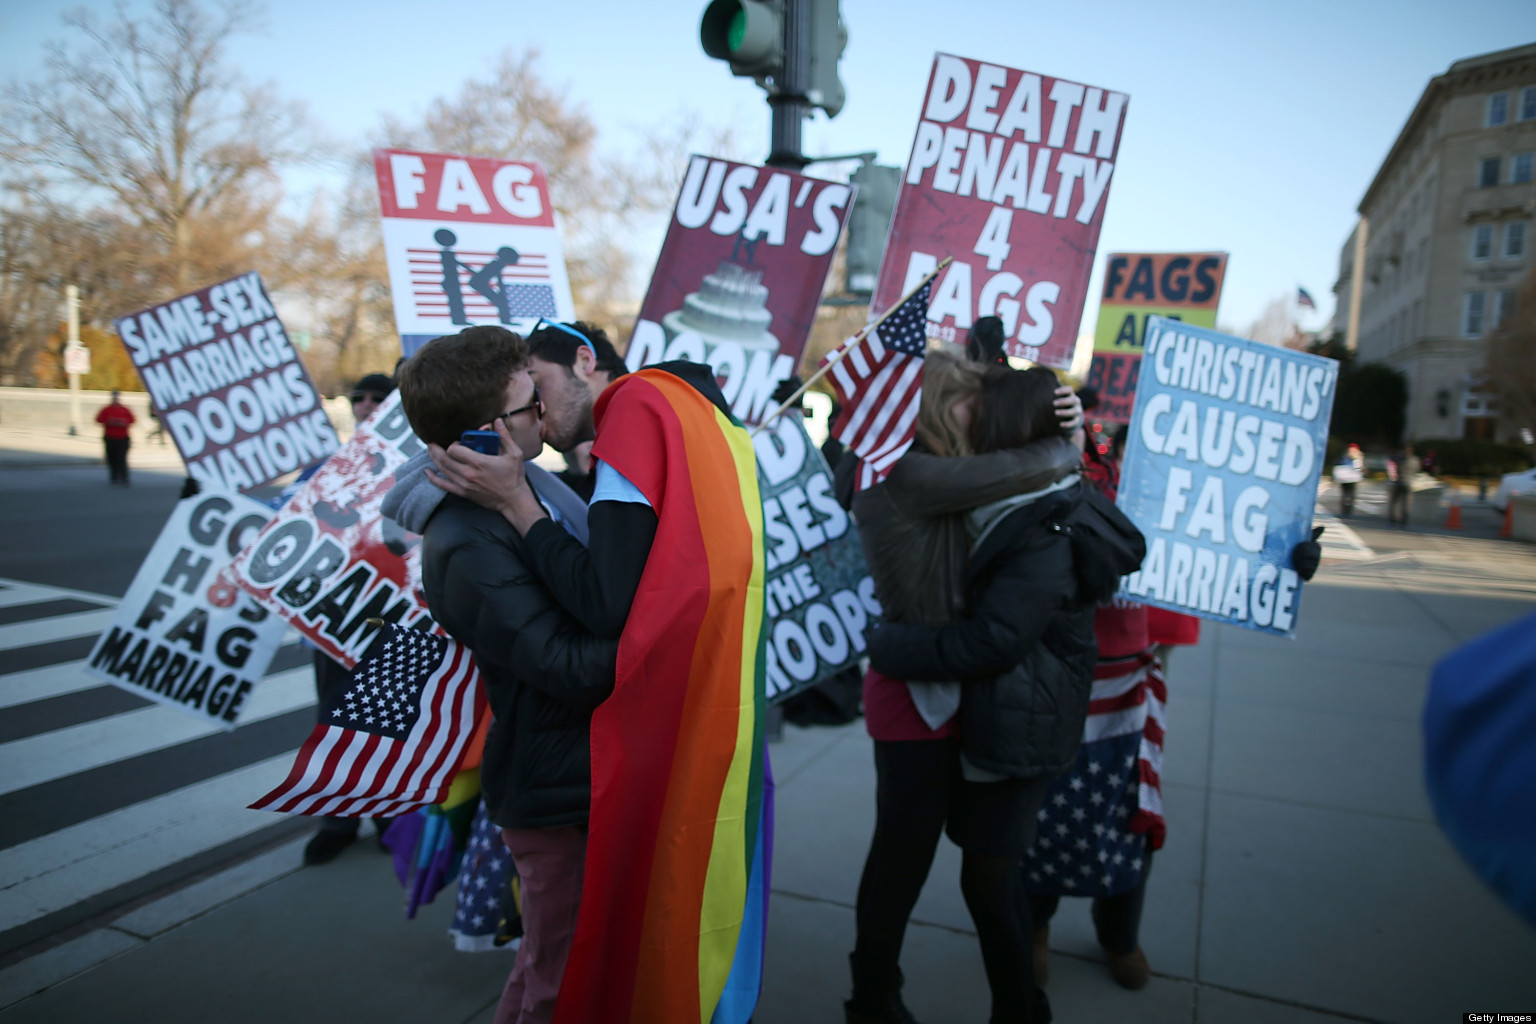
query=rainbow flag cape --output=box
[553,368,770,1024]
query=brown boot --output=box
[1032,924,1049,986]
[1106,947,1150,990]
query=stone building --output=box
[1331,43,1536,442]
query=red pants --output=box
[493,825,586,1024]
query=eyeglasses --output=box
[499,387,542,423]
[535,318,597,359]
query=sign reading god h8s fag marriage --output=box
[375,148,576,357]
[1116,319,1338,637]
[86,490,288,728]
[114,272,338,493]
[874,55,1128,369]
[625,155,853,424]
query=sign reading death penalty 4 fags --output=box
[113,272,339,493]
[1115,319,1338,637]
[86,490,289,728]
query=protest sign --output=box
[1085,253,1228,424]
[624,154,854,424]
[374,148,576,356]
[86,490,288,728]
[873,55,1127,369]
[114,272,338,493]
[1116,319,1338,637]
[753,413,879,702]
[229,391,433,667]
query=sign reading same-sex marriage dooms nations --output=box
[624,155,854,424]
[86,490,289,728]
[114,272,339,492]
[1116,319,1338,637]
[374,149,577,357]
[874,55,1128,369]
[229,392,435,668]
[754,414,878,701]
[1085,253,1228,424]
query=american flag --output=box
[251,625,484,817]
[824,280,933,488]
[1297,286,1317,311]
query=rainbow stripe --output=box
[554,369,769,1024]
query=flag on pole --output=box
[251,624,485,818]
[824,280,933,489]
[1297,286,1317,311]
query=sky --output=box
[5,0,1536,350]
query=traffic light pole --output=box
[767,0,809,170]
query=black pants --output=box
[104,437,130,484]
[852,738,1051,1023]
[1389,484,1409,524]
[1028,844,1153,956]
[1339,482,1356,516]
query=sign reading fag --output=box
[625,154,854,424]
[1085,253,1228,424]
[1116,319,1338,637]
[874,54,1128,369]
[114,272,338,493]
[229,392,435,668]
[753,414,880,701]
[375,149,576,357]
[86,490,288,728]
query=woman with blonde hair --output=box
[843,351,1082,1024]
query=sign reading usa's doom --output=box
[1086,253,1227,424]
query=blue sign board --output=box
[1116,318,1338,636]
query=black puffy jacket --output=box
[867,483,1100,779]
[421,495,617,830]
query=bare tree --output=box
[2,0,309,297]
[1245,295,1307,349]
[1486,266,1536,439]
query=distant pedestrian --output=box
[95,391,136,486]
[1388,445,1421,526]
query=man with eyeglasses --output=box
[427,321,769,1024]
[390,325,613,1024]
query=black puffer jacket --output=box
[867,482,1101,779]
[421,495,617,830]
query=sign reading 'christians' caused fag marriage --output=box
[1116,319,1338,637]
[113,272,339,492]
[86,490,289,728]
[875,55,1127,369]
[626,155,853,424]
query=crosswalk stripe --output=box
[0,666,314,796]
[0,660,106,710]
[0,583,110,612]
[0,609,116,651]
[0,753,298,934]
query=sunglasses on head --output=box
[536,318,597,359]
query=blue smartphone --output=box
[459,430,499,456]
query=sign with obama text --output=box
[874,54,1128,369]
[1115,319,1338,637]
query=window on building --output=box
[1522,86,1536,121]
[1495,289,1517,329]
[1464,291,1486,337]
[1513,152,1534,184]
[1479,156,1501,187]
[1471,224,1493,260]
[1507,221,1527,259]
[1488,93,1509,126]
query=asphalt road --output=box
[0,465,187,598]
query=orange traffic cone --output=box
[1444,490,1463,530]
[1499,499,1515,539]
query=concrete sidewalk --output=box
[3,529,1535,1023]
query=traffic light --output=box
[845,163,898,294]
[700,0,845,119]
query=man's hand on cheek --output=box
[427,419,528,515]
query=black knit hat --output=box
[350,373,395,399]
